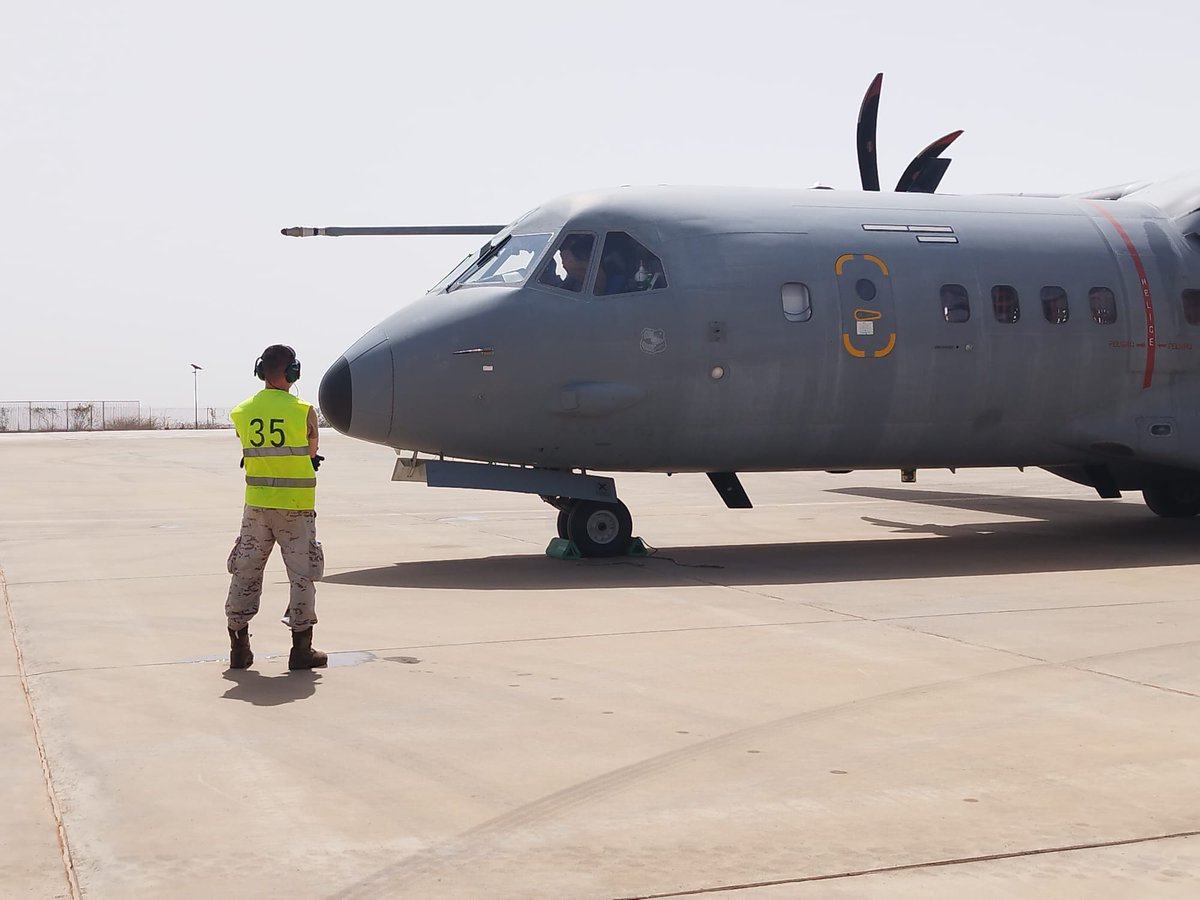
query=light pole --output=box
[191,364,203,428]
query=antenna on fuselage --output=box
[856,72,962,194]
[281,225,505,237]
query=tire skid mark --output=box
[329,661,1047,898]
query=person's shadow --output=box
[221,668,320,706]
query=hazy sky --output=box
[3,1,1198,407]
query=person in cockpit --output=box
[539,233,594,293]
[597,252,628,295]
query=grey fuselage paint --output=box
[327,185,1200,479]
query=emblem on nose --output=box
[640,328,667,354]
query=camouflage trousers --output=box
[225,506,324,632]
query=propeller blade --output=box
[902,158,952,194]
[894,130,963,193]
[281,225,505,238]
[856,73,883,192]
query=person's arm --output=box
[306,407,319,456]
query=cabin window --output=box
[941,284,970,323]
[595,232,668,295]
[537,232,595,294]
[991,285,1020,323]
[781,283,812,322]
[1089,287,1118,324]
[452,232,553,290]
[1183,289,1200,325]
[1041,286,1069,324]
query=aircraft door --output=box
[835,254,897,359]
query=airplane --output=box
[284,74,1200,557]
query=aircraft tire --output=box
[566,500,633,558]
[556,508,571,539]
[1142,481,1200,518]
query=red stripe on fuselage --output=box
[1088,202,1156,388]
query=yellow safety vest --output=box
[230,389,316,510]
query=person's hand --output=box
[311,454,325,471]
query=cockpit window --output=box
[451,232,552,290]
[538,232,595,293]
[597,232,668,295]
[429,252,476,294]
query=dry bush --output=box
[105,414,168,431]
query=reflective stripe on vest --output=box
[230,389,316,510]
[242,446,310,457]
[246,476,318,488]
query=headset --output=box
[254,345,302,384]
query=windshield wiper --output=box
[476,234,510,267]
[447,234,511,293]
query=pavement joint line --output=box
[366,618,864,652]
[873,596,1197,621]
[893,624,1200,697]
[611,829,1200,898]
[1,562,81,900]
[889,622,1052,665]
[1072,665,1200,699]
[1065,637,1200,667]
[4,568,382,587]
[16,618,861,676]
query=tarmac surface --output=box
[2,429,1199,899]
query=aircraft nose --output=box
[318,328,394,443]
[318,355,352,433]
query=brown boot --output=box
[229,627,253,669]
[288,627,328,670]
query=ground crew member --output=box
[225,344,327,670]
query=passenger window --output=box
[1041,286,1069,324]
[991,285,1020,323]
[781,283,812,322]
[1089,287,1117,324]
[941,284,970,323]
[1183,289,1200,325]
[537,233,595,293]
[596,232,668,295]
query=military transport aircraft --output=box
[285,74,1200,557]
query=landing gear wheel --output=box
[556,507,572,539]
[566,500,633,558]
[1142,480,1200,517]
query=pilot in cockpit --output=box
[539,233,594,293]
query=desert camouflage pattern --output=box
[225,505,324,631]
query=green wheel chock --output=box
[545,537,581,560]
[625,536,648,556]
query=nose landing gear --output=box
[553,498,634,557]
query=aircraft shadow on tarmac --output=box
[221,669,320,706]
[321,489,1200,591]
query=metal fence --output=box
[147,407,234,429]
[0,401,234,432]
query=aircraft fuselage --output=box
[321,186,1200,483]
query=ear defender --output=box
[253,346,300,382]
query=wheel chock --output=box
[545,538,581,560]
[625,536,648,556]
